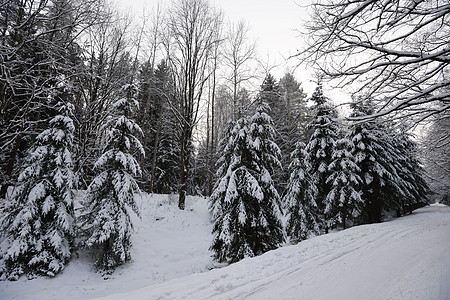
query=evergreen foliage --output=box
[422,112,450,204]
[257,73,310,194]
[210,103,284,263]
[304,84,340,232]
[348,100,405,223]
[283,142,320,243]
[0,0,84,197]
[325,137,363,229]
[390,131,430,214]
[79,84,143,270]
[0,102,76,280]
[278,73,309,144]
[137,60,180,194]
[276,73,309,193]
[256,75,283,191]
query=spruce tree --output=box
[0,102,76,280]
[137,60,179,193]
[325,137,363,229]
[283,142,320,243]
[256,74,285,192]
[305,84,340,232]
[390,131,429,215]
[349,100,430,221]
[79,84,143,270]
[277,73,309,192]
[210,103,284,263]
[150,61,180,194]
[422,111,450,204]
[348,100,399,223]
[208,120,235,213]
[0,0,84,198]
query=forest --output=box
[0,0,448,280]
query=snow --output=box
[1,193,213,299]
[1,195,449,300]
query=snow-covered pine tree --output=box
[256,74,285,192]
[247,102,285,247]
[422,110,450,204]
[210,103,284,263]
[283,142,320,243]
[348,99,400,223]
[79,84,144,270]
[305,83,340,232]
[208,120,236,214]
[325,137,363,229]
[389,130,429,215]
[0,102,76,280]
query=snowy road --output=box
[101,204,450,300]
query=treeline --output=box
[0,0,432,279]
[0,0,307,279]
[209,82,430,263]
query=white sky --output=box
[115,0,317,95]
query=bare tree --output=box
[164,0,222,209]
[135,4,164,193]
[0,0,101,196]
[223,20,257,120]
[202,29,223,196]
[298,0,450,123]
[74,9,134,187]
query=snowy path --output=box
[100,204,450,300]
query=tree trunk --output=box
[148,114,162,194]
[178,126,188,210]
[1,134,22,199]
[208,61,216,197]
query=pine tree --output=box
[138,60,180,194]
[325,137,363,229]
[277,73,309,193]
[283,142,320,243]
[0,0,84,198]
[348,100,400,223]
[210,103,284,263]
[422,111,450,204]
[256,74,284,192]
[152,121,180,194]
[390,130,429,215]
[305,84,340,232]
[0,102,76,280]
[79,84,143,270]
[208,121,235,212]
[278,73,309,143]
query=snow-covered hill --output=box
[1,193,449,300]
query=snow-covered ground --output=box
[1,193,214,300]
[1,193,449,300]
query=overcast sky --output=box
[115,0,316,95]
